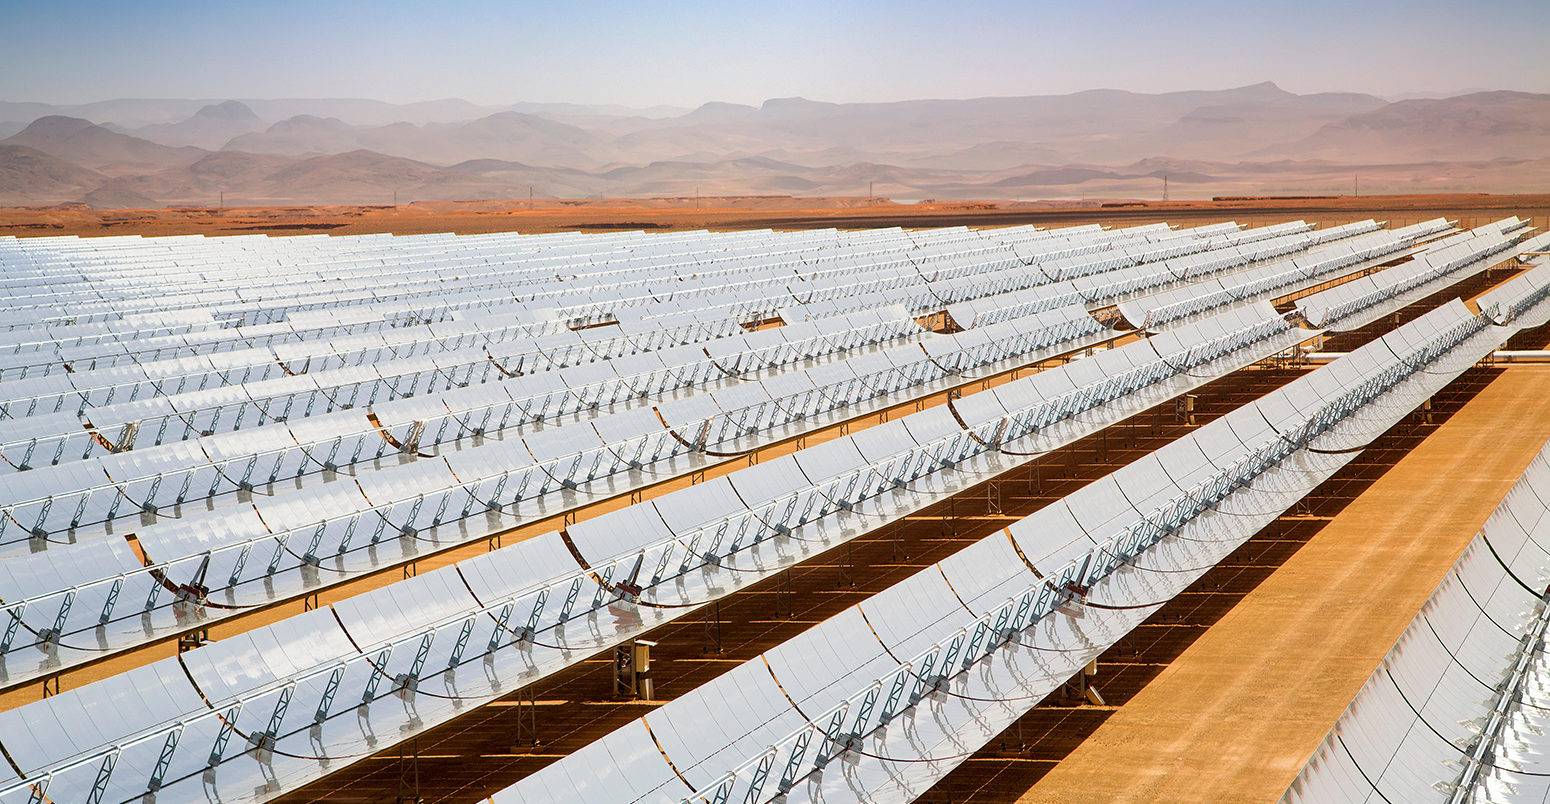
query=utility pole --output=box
[1162,175,1170,203]
[393,189,398,208]
[1353,174,1359,197]
[529,185,533,207]
[218,189,223,212]
[869,181,874,204]
[695,186,699,209]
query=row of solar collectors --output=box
[3,227,1259,577]
[0,220,1230,383]
[419,221,1301,334]
[617,220,1301,322]
[552,237,1113,333]
[675,221,1320,354]
[942,220,1382,332]
[0,220,1465,689]
[0,302,1113,688]
[0,228,980,343]
[1479,254,1550,329]
[496,297,1521,804]
[685,222,1326,327]
[0,223,1111,358]
[0,227,918,310]
[0,300,897,457]
[0,226,1357,542]
[0,224,1172,438]
[571,222,1308,331]
[0,221,1228,307]
[1117,219,1453,329]
[0,302,1073,552]
[1297,218,1542,330]
[0,219,1438,768]
[0,227,800,327]
[0,218,1305,391]
[0,287,1122,500]
[0,223,1153,333]
[0,222,1084,293]
[0,299,1318,803]
[0,223,1357,560]
[57,223,1271,393]
[0,219,1272,370]
[715,220,1380,332]
[0,221,1344,473]
[0,220,1490,667]
[522,225,1101,328]
[0,267,869,383]
[13,261,1550,804]
[0,304,937,491]
[1284,436,1550,803]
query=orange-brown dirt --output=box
[1,193,1547,238]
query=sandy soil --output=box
[0,194,1547,239]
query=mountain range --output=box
[2,83,1548,208]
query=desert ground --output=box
[2,192,1548,239]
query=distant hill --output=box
[605,84,1399,169]
[79,181,162,210]
[0,97,687,130]
[1262,91,1550,162]
[222,115,363,155]
[133,101,266,149]
[1,84,1547,208]
[1141,91,1388,160]
[2,116,204,175]
[446,159,606,198]
[225,111,609,168]
[258,150,493,206]
[0,144,106,204]
[103,151,295,206]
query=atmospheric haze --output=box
[1,0,1547,208]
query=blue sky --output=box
[2,0,1546,106]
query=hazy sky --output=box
[3,0,1547,107]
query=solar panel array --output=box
[0,297,1311,803]
[1118,219,1451,329]
[496,295,1535,803]
[1297,219,1545,330]
[1480,252,1550,330]
[1284,436,1550,803]
[0,214,1544,804]
[0,218,1360,694]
